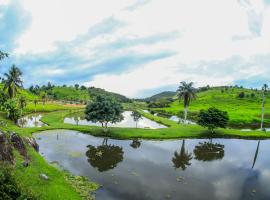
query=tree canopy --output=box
[198,107,229,132]
[85,95,124,131]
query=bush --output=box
[198,107,229,133]
[0,165,36,200]
[238,92,245,99]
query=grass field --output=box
[152,87,270,128]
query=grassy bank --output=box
[0,105,98,200]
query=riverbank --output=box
[0,108,98,200]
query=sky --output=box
[0,0,270,97]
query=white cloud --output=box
[3,0,270,96]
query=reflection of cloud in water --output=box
[34,130,270,200]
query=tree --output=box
[177,81,196,123]
[172,140,192,170]
[260,84,268,130]
[238,92,245,98]
[18,96,27,115]
[131,111,142,128]
[3,99,21,122]
[85,95,124,132]
[3,65,23,98]
[40,92,47,110]
[33,99,38,113]
[198,107,229,133]
[74,84,79,90]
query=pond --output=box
[64,111,167,129]
[34,130,270,200]
[17,114,47,128]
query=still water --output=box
[64,111,167,129]
[34,130,270,200]
[17,114,47,128]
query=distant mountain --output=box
[143,91,177,102]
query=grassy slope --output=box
[0,84,37,100]
[51,86,90,102]
[0,104,97,200]
[40,109,270,140]
[155,87,270,127]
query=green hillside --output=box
[143,91,176,102]
[29,85,131,103]
[0,84,37,100]
[152,87,270,128]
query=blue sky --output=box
[0,0,270,97]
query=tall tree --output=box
[85,95,124,132]
[18,96,27,115]
[177,81,196,123]
[131,111,142,128]
[260,84,268,130]
[33,99,38,113]
[3,65,23,98]
[40,92,47,110]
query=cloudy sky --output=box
[0,0,270,97]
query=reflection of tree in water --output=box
[252,141,260,169]
[18,118,27,128]
[172,140,192,170]
[194,140,224,161]
[86,138,124,172]
[130,139,141,149]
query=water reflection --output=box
[86,138,124,172]
[252,141,260,169]
[64,111,167,129]
[193,140,225,161]
[130,139,141,149]
[34,130,270,200]
[172,140,192,170]
[18,114,47,128]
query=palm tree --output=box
[177,81,196,123]
[260,84,268,130]
[33,99,38,113]
[172,140,192,170]
[3,65,23,98]
[18,96,27,115]
[41,92,47,110]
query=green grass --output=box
[154,87,270,128]
[0,104,98,200]
[51,86,90,102]
[39,109,270,140]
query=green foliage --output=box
[198,107,229,132]
[0,51,8,60]
[3,99,22,122]
[85,95,124,131]
[143,91,176,102]
[177,81,196,108]
[131,111,142,128]
[238,92,245,98]
[148,98,174,108]
[0,165,36,200]
[2,65,23,98]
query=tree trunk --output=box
[261,93,265,130]
[184,106,188,123]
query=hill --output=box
[0,84,37,100]
[42,86,131,103]
[143,91,177,102]
[151,87,270,128]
